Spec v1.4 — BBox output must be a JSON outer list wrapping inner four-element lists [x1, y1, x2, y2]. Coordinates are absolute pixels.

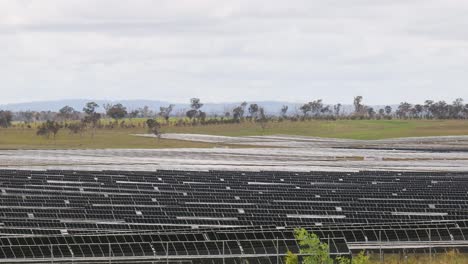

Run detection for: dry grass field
[[1, 119, 468, 149]]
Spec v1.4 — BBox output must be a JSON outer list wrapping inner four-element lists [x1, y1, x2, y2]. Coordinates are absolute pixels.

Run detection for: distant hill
[[0, 99, 394, 115], [0, 99, 302, 114], [0, 99, 171, 112]]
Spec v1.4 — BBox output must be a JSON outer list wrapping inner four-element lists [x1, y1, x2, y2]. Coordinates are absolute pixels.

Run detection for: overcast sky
[[1, 0, 467, 105]]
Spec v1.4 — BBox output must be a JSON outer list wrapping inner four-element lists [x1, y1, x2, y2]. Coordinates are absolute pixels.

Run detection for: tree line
[[5, 97, 468, 124], [0, 96, 467, 139]]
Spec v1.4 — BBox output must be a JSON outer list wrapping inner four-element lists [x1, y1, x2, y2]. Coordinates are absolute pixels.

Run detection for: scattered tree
[[367, 107, 376, 119], [138, 106, 153, 118], [396, 102, 412, 119], [106, 103, 128, 121], [378, 108, 385, 117], [36, 120, 61, 141], [333, 104, 342, 116], [248, 103, 259, 121], [82, 102, 101, 138], [384, 105, 392, 116], [257, 107, 268, 133], [0, 110, 13, 128], [146, 119, 162, 139], [58, 106, 79, 122], [232, 102, 248, 122], [186, 98, 205, 123], [353, 96, 365, 115], [159, 104, 174, 124], [299, 103, 312, 118], [280, 105, 289, 118], [67, 122, 86, 137], [128, 110, 140, 119]]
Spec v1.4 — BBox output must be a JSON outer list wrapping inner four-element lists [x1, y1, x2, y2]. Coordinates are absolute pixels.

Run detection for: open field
[[2, 119, 468, 149], [0, 127, 219, 149], [162, 119, 468, 140]]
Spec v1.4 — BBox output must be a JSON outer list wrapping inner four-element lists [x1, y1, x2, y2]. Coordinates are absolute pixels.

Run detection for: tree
[[146, 119, 162, 139], [432, 100, 449, 119], [186, 109, 198, 120], [384, 105, 392, 116], [67, 122, 85, 136], [287, 228, 369, 264], [0, 110, 13, 128], [232, 104, 246, 122], [424, 100, 435, 118], [396, 102, 412, 119], [18, 111, 35, 125], [248, 104, 259, 120], [353, 96, 365, 115], [292, 228, 333, 264], [190, 98, 203, 110], [83, 102, 98, 116], [82, 102, 101, 138], [257, 107, 268, 133], [240, 101, 248, 112], [310, 100, 324, 117], [198, 110, 207, 122], [412, 104, 424, 118], [280, 105, 289, 118], [186, 98, 204, 123], [159, 104, 174, 124], [333, 104, 342, 117], [464, 104, 468, 119], [300, 100, 324, 119], [106, 103, 127, 121], [58, 106, 78, 121], [378, 108, 385, 117], [367, 107, 375, 119], [138, 106, 153, 118], [299, 103, 312, 118], [451, 98, 464, 119], [36, 120, 61, 141], [128, 110, 140, 119]]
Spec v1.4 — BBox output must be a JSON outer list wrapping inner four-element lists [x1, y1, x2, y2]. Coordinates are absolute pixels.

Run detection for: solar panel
[[0, 169, 467, 262]]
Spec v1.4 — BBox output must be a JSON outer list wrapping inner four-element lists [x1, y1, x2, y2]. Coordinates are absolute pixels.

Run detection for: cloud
[[0, 0, 467, 104]]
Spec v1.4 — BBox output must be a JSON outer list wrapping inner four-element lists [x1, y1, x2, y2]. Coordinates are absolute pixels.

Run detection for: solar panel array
[[1, 169, 468, 263]]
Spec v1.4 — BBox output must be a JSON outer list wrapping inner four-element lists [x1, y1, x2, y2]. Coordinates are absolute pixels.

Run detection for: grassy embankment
[[0, 119, 467, 149]]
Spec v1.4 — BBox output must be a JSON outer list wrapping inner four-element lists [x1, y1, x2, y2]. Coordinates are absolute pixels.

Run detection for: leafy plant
[[290, 228, 333, 264], [337, 251, 370, 264], [284, 250, 298, 264]]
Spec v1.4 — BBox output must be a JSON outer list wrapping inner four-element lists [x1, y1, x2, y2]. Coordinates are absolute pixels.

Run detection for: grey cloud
[[0, 0, 467, 105]]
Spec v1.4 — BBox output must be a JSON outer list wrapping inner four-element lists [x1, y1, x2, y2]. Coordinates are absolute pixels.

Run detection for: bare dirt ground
[[138, 133, 468, 151], [0, 134, 467, 172]]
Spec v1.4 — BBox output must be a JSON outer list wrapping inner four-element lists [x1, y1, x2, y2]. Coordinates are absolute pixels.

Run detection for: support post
[[51, 244, 54, 264], [109, 243, 111, 264], [379, 230, 383, 264], [277, 237, 279, 264], [429, 229, 432, 264]]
